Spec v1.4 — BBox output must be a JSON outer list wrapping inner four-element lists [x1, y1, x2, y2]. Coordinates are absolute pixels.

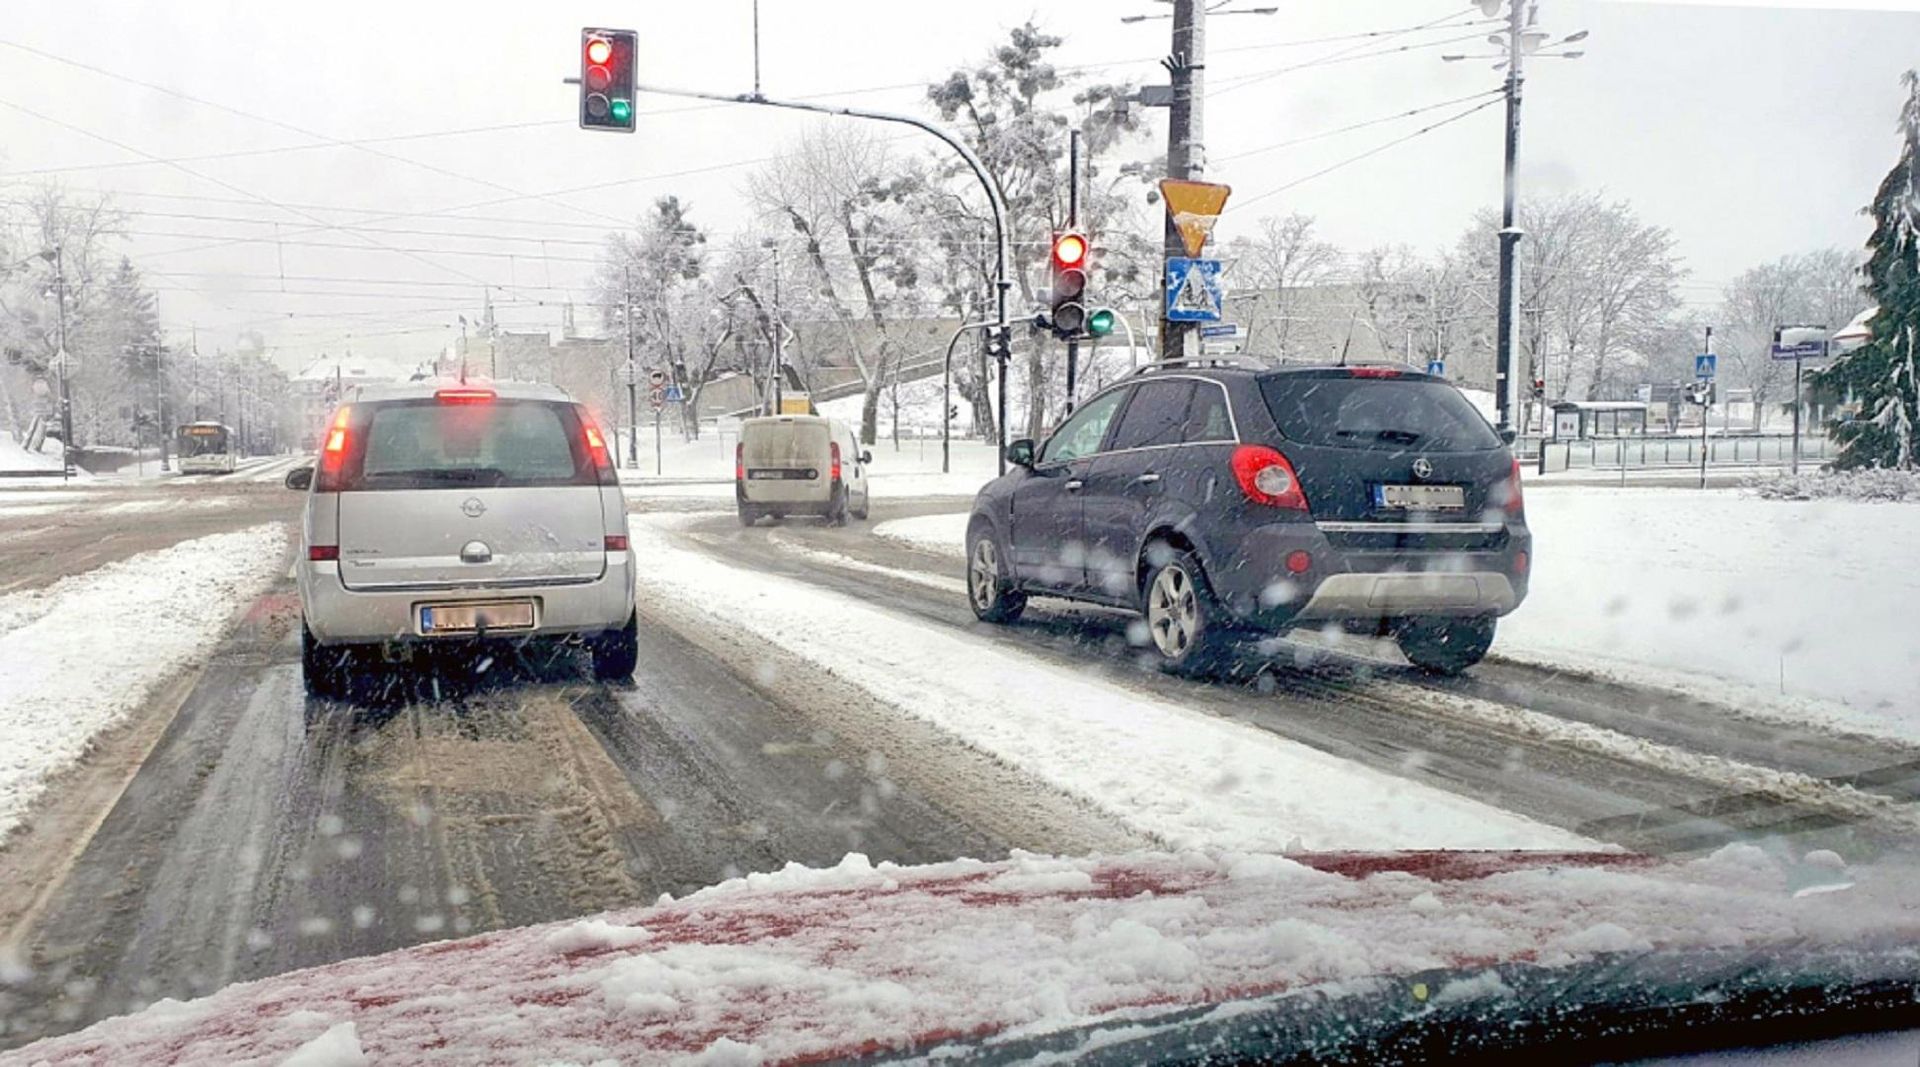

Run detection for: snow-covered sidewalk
[[873, 489, 1920, 745], [636, 515, 1587, 853], [0, 523, 288, 841]]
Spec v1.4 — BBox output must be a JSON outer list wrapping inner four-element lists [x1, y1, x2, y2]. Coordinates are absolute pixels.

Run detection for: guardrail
[[1527, 433, 1831, 474]]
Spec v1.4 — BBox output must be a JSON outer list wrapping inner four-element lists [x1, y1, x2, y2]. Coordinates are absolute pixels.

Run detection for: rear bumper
[[299, 552, 635, 645], [1208, 519, 1530, 628], [737, 480, 843, 510]]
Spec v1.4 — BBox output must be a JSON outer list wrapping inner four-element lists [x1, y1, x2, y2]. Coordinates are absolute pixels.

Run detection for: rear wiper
[[365, 468, 504, 483], [1334, 429, 1424, 445]]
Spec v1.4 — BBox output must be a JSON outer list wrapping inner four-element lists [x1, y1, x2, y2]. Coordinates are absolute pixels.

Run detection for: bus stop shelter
[[1549, 400, 1650, 440]]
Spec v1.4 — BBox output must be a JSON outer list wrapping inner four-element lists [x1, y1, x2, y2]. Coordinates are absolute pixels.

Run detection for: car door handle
[[1136, 473, 1161, 484], [1065, 479, 1084, 492]]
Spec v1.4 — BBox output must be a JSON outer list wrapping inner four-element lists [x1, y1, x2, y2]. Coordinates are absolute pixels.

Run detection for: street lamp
[[1122, 1, 1276, 22]]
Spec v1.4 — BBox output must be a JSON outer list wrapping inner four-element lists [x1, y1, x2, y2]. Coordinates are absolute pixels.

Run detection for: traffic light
[[1530, 378, 1545, 398], [1049, 231, 1089, 337], [1087, 307, 1116, 338], [579, 29, 637, 132]]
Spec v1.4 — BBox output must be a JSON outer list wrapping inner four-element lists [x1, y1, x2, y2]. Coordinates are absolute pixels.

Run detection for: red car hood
[[8, 846, 1914, 1065]]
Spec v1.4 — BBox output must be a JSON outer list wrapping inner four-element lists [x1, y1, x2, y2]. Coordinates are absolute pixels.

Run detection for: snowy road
[[3, 481, 1918, 1051]]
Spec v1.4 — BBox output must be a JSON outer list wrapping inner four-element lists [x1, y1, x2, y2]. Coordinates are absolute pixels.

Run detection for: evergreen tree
[[1817, 72, 1920, 470]]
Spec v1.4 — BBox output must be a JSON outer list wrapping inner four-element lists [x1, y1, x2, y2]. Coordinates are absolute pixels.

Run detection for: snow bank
[[873, 512, 969, 559], [1748, 468, 1920, 503], [632, 516, 1585, 853], [11, 847, 1915, 1065], [1504, 488, 1920, 741], [0, 433, 64, 474], [0, 523, 288, 841]]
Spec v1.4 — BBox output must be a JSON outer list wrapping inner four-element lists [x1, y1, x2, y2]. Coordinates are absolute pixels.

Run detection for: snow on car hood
[[6, 846, 1914, 1066]]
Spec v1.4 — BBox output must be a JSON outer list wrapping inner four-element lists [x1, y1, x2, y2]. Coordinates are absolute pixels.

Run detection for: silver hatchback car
[[287, 381, 638, 696]]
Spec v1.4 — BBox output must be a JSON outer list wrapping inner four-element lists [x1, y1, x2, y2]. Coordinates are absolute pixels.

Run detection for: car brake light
[[1347, 367, 1402, 379], [735, 442, 744, 482], [308, 545, 339, 561], [575, 407, 614, 480], [830, 441, 842, 484], [435, 388, 496, 403], [1512, 550, 1530, 576], [1504, 457, 1525, 516], [1285, 550, 1312, 574], [1230, 445, 1309, 511], [321, 406, 351, 461], [604, 534, 629, 552]]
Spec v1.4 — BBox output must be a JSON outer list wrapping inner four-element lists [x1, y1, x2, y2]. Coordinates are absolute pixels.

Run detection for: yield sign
[[1159, 178, 1232, 257]]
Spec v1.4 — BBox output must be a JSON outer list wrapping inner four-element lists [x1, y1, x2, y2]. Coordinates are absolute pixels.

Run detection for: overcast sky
[[0, 0, 1914, 368]]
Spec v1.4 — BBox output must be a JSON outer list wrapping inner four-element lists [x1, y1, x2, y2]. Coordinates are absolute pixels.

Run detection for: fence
[[1527, 433, 1832, 474]]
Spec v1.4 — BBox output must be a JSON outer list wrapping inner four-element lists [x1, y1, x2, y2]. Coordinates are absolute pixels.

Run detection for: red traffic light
[[1052, 232, 1088, 269], [585, 37, 613, 65]]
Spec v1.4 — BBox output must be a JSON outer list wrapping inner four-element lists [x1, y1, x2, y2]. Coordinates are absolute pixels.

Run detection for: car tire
[[1395, 616, 1496, 675], [966, 524, 1026, 623], [301, 622, 351, 700], [851, 492, 870, 521], [737, 504, 758, 527], [1140, 546, 1235, 676], [592, 612, 640, 682], [828, 487, 850, 527]]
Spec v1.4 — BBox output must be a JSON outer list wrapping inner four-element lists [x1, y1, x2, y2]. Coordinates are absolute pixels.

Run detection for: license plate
[[1374, 484, 1466, 510], [748, 468, 815, 480], [419, 601, 535, 635]]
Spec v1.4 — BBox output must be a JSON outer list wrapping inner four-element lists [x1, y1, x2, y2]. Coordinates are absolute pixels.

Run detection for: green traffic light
[[609, 99, 633, 123], [1087, 308, 1116, 337]]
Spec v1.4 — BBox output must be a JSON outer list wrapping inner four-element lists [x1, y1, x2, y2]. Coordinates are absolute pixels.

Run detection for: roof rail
[[1133, 358, 1246, 376]]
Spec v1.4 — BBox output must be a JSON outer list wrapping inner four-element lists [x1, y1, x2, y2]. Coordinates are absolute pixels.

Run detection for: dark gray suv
[[964, 362, 1530, 675]]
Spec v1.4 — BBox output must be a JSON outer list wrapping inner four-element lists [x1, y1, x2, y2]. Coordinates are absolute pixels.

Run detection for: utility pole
[[769, 242, 785, 414], [624, 266, 639, 468], [52, 246, 73, 482], [1065, 127, 1082, 411], [1492, 0, 1528, 433], [1159, 0, 1205, 362], [155, 303, 170, 472], [1701, 325, 1713, 489]]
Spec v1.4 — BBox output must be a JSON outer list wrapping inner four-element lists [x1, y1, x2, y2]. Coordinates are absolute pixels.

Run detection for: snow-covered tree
[[1815, 71, 1920, 470]]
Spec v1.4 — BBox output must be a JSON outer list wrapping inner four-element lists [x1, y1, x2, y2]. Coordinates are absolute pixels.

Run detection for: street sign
[[647, 368, 667, 387], [1427, 360, 1446, 377], [1770, 340, 1827, 361], [664, 384, 685, 403], [1199, 323, 1241, 340], [617, 360, 640, 385], [1158, 179, 1232, 258], [648, 391, 665, 412], [1695, 353, 1717, 380], [1165, 257, 1224, 323], [46, 348, 78, 376]]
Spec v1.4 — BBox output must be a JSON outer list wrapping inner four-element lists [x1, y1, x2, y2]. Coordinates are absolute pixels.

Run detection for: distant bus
[[176, 421, 239, 474]]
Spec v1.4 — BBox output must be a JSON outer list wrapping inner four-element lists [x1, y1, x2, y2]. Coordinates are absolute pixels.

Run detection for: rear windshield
[[1257, 374, 1502, 453], [340, 399, 593, 490]]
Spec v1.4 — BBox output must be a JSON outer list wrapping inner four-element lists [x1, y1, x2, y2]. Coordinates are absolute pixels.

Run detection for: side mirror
[[1499, 428, 1518, 446], [1006, 438, 1037, 469], [860, 450, 873, 465], [285, 466, 314, 491]]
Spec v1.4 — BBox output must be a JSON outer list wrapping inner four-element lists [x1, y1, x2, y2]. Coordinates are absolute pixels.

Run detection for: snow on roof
[[1833, 305, 1878, 346], [11, 846, 1914, 1064]]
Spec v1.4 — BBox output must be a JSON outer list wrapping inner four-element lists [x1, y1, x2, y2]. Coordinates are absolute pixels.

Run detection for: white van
[[735, 415, 871, 526]]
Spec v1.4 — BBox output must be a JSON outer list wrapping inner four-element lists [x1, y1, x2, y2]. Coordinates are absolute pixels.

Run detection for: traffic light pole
[[942, 321, 996, 474], [1064, 129, 1081, 414], [623, 81, 1014, 472]]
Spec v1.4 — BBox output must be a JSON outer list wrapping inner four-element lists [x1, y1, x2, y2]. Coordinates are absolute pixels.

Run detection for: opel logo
[[461, 497, 487, 518], [1411, 458, 1434, 480]]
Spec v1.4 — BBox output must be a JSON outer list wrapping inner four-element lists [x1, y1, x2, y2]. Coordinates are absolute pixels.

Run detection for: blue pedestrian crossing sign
[[1165, 257, 1224, 322], [1695, 353, 1716, 380], [1427, 360, 1445, 376], [664, 384, 686, 403]]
